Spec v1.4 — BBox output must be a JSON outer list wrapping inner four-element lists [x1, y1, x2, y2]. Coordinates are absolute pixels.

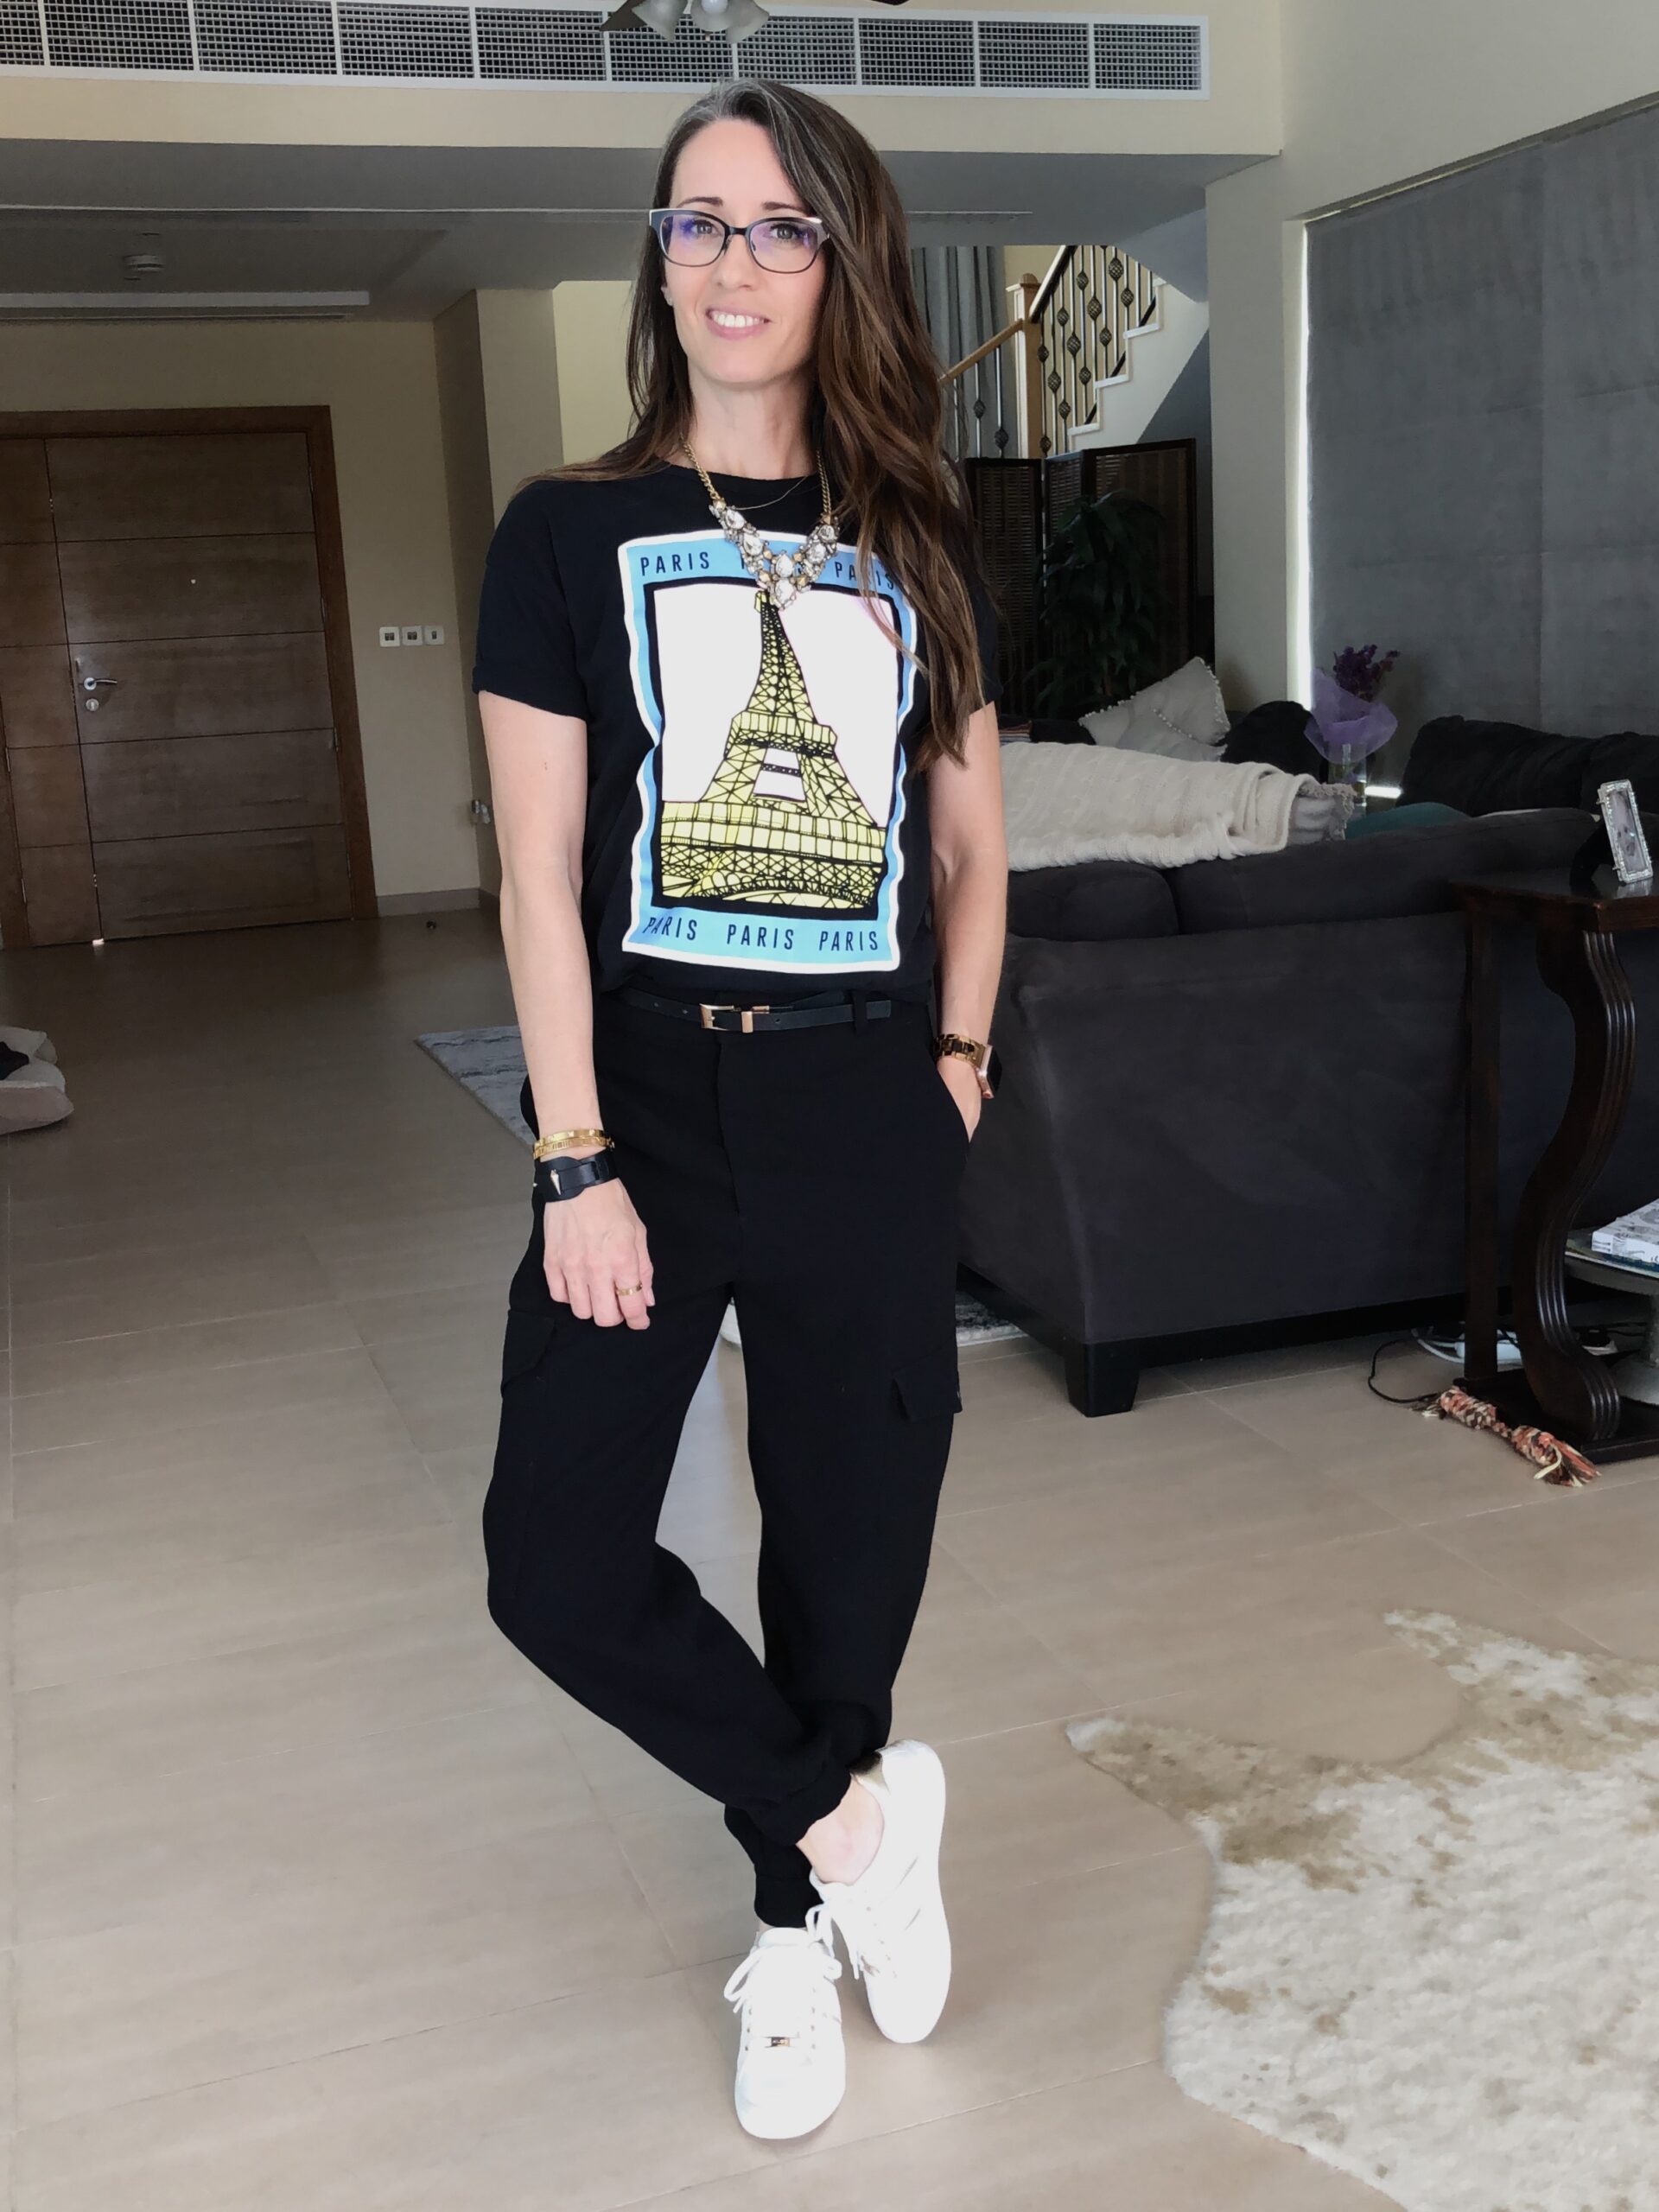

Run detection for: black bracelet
[[533, 1150, 620, 1202]]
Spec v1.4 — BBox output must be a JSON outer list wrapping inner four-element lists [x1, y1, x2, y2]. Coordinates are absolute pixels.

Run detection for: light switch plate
[[402, 626, 423, 647], [378, 626, 400, 648], [423, 624, 445, 646]]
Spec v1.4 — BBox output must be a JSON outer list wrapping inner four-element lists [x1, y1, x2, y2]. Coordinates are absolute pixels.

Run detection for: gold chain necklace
[[683, 440, 838, 611]]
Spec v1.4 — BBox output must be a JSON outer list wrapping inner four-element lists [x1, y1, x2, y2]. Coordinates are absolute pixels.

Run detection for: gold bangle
[[531, 1128, 613, 1160]]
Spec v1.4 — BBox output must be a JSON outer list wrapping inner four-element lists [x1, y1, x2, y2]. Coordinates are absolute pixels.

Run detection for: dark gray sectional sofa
[[960, 808, 1659, 1414]]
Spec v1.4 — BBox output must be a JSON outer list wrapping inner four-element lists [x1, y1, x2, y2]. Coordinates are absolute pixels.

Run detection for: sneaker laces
[[814, 1865, 918, 1986], [722, 1905, 842, 2056]]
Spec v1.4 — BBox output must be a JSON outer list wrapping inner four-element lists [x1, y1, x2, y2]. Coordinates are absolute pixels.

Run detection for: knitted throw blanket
[[1000, 741, 1353, 871]]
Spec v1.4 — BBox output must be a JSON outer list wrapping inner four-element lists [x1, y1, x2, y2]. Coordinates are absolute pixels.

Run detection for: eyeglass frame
[[648, 206, 830, 273]]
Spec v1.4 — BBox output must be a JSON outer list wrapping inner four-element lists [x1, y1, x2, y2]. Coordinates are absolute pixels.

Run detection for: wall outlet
[[378, 626, 400, 648], [402, 626, 423, 647], [423, 624, 445, 646]]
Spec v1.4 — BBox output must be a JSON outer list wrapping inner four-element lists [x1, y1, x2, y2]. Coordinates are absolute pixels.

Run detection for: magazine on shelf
[[1569, 1232, 1659, 1280], [1588, 1198, 1659, 1268]]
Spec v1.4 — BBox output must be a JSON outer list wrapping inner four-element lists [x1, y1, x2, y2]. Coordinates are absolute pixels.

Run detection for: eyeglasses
[[649, 207, 828, 275]]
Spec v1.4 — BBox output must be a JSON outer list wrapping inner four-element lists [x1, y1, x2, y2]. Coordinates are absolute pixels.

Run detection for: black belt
[[615, 986, 895, 1034]]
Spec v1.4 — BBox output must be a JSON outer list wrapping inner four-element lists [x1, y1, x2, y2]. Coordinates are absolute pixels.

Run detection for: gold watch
[[932, 1032, 994, 1101]]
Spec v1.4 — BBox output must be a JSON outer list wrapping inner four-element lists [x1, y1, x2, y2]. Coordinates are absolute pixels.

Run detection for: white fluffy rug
[[1069, 1611, 1659, 2212]]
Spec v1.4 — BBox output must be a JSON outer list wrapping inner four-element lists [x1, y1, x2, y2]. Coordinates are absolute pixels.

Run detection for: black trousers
[[482, 989, 967, 1928]]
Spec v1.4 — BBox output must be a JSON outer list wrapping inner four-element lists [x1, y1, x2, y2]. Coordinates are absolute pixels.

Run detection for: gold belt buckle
[[698, 1002, 769, 1033]]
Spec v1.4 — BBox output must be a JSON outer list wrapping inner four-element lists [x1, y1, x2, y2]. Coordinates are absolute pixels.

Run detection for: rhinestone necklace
[[683, 441, 838, 611]]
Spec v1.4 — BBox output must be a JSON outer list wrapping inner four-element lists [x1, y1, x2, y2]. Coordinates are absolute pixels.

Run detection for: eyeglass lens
[[654, 212, 820, 272]]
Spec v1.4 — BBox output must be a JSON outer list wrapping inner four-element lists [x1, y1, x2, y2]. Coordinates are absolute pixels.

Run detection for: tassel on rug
[[1424, 1384, 1601, 1487]]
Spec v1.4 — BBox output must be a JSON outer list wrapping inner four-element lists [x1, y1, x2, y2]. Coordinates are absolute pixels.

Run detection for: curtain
[[910, 245, 1005, 371], [1307, 103, 1659, 777]]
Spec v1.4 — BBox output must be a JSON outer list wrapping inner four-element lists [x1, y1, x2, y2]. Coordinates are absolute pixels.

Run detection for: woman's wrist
[[932, 1029, 994, 1101]]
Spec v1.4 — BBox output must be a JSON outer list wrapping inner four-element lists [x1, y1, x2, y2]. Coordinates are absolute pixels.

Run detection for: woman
[[474, 78, 1006, 2141]]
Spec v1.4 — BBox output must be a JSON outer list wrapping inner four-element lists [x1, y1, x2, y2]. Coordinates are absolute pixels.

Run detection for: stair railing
[[939, 243, 1161, 459]]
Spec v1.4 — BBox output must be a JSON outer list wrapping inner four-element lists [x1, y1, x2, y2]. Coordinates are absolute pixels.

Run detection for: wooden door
[[0, 416, 370, 944]]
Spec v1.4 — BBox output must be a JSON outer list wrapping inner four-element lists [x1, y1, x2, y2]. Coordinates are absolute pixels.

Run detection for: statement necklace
[[683, 441, 838, 611]]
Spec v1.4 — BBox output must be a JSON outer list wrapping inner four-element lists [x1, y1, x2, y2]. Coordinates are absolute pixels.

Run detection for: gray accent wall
[[1307, 103, 1659, 779]]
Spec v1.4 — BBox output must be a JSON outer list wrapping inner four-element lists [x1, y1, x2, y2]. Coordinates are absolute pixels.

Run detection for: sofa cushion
[[1170, 807, 1592, 933], [1344, 799, 1469, 839], [1400, 717, 1597, 813], [1007, 858, 1180, 942]]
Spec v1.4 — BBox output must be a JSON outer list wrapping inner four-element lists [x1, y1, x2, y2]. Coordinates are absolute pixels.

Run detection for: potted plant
[[1030, 490, 1166, 719]]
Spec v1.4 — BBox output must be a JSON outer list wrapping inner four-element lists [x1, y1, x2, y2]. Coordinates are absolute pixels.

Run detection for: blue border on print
[[618, 525, 919, 976]]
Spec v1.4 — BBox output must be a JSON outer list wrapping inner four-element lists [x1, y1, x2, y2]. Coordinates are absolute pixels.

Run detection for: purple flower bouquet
[[1306, 667, 1397, 781]]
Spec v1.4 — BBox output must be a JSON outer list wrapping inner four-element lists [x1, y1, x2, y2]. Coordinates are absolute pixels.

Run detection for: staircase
[[940, 242, 1206, 459], [1067, 274, 1208, 452]]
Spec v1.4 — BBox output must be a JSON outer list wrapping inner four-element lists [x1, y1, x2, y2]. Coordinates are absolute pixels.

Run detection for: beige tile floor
[[1, 909, 1655, 2208]]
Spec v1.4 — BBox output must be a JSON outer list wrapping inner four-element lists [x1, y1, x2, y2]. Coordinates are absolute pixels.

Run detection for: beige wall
[[474, 290, 564, 509], [0, 319, 479, 905], [552, 283, 635, 467], [1208, 0, 1659, 705], [433, 288, 566, 899], [433, 293, 499, 899]]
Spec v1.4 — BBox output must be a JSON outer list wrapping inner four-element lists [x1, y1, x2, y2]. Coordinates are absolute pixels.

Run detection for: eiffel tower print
[[658, 592, 888, 908]]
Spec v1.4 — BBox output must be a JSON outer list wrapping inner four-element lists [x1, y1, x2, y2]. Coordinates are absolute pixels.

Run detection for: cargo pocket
[[892, 1341, 963, 1420], [499, 1306, 559, 1391]]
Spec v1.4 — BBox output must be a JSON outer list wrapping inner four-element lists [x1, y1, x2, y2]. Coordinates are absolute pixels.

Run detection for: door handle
[[81, 676, 119, 691]]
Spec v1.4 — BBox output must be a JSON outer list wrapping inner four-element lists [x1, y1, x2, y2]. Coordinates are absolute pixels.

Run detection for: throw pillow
[[1223, 699, 1327, 779], [1399, 717, 1597, 814], [1081, 656, 1229, 761]]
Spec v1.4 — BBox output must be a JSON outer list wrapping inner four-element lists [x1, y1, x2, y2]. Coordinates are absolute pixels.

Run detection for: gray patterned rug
[[417, 1023, 1022, 1346]]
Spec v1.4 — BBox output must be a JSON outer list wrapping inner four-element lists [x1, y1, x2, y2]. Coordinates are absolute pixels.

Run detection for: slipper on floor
[[0, 1026, 57, 1065], [0, 1056, 72, 1132]]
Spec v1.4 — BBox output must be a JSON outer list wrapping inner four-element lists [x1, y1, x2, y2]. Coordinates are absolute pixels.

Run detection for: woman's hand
[[937, 1052, 983, 1141], [543, 1173, 656, 1330]]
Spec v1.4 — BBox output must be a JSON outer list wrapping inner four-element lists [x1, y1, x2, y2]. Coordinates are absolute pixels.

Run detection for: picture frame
[[1597, 779, 1654, 888]]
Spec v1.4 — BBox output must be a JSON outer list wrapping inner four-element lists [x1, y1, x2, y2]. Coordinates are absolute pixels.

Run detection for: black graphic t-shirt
[[471, 463, 998, 1005]]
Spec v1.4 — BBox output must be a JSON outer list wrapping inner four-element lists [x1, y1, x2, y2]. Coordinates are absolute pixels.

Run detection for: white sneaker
[[810, 1739, 950, 2044], [721, 1906, 845, 2139]]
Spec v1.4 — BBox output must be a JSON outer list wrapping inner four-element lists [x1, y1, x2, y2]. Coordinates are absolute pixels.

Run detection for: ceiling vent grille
[[978, 16, 1085, 90], [857, 14, 972, 87], [196, 0, 336, 72], [43, 0, 193, 69], [339, 0, 472, 74], [0, 0, 44, 62], [10, 6, 1207, 94], [1094, 16, 1202, 92], [733, 11, 855, 85], [476, 3, 602, 78], [607, 17, 729, 81]]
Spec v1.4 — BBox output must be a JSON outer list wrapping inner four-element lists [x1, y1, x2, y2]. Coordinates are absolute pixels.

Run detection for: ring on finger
[[613, 1281, 642, 1297]]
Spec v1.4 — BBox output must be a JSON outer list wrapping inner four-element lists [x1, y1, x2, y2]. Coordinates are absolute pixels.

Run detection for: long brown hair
[[562, 79, 988, 768]]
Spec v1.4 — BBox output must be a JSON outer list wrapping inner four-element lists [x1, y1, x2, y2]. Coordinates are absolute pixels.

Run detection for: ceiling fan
[[606, 0, 906, 41]]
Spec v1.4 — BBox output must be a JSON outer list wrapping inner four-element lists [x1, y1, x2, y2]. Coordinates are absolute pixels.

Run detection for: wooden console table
[[1454, 868, 1659, 1463]]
